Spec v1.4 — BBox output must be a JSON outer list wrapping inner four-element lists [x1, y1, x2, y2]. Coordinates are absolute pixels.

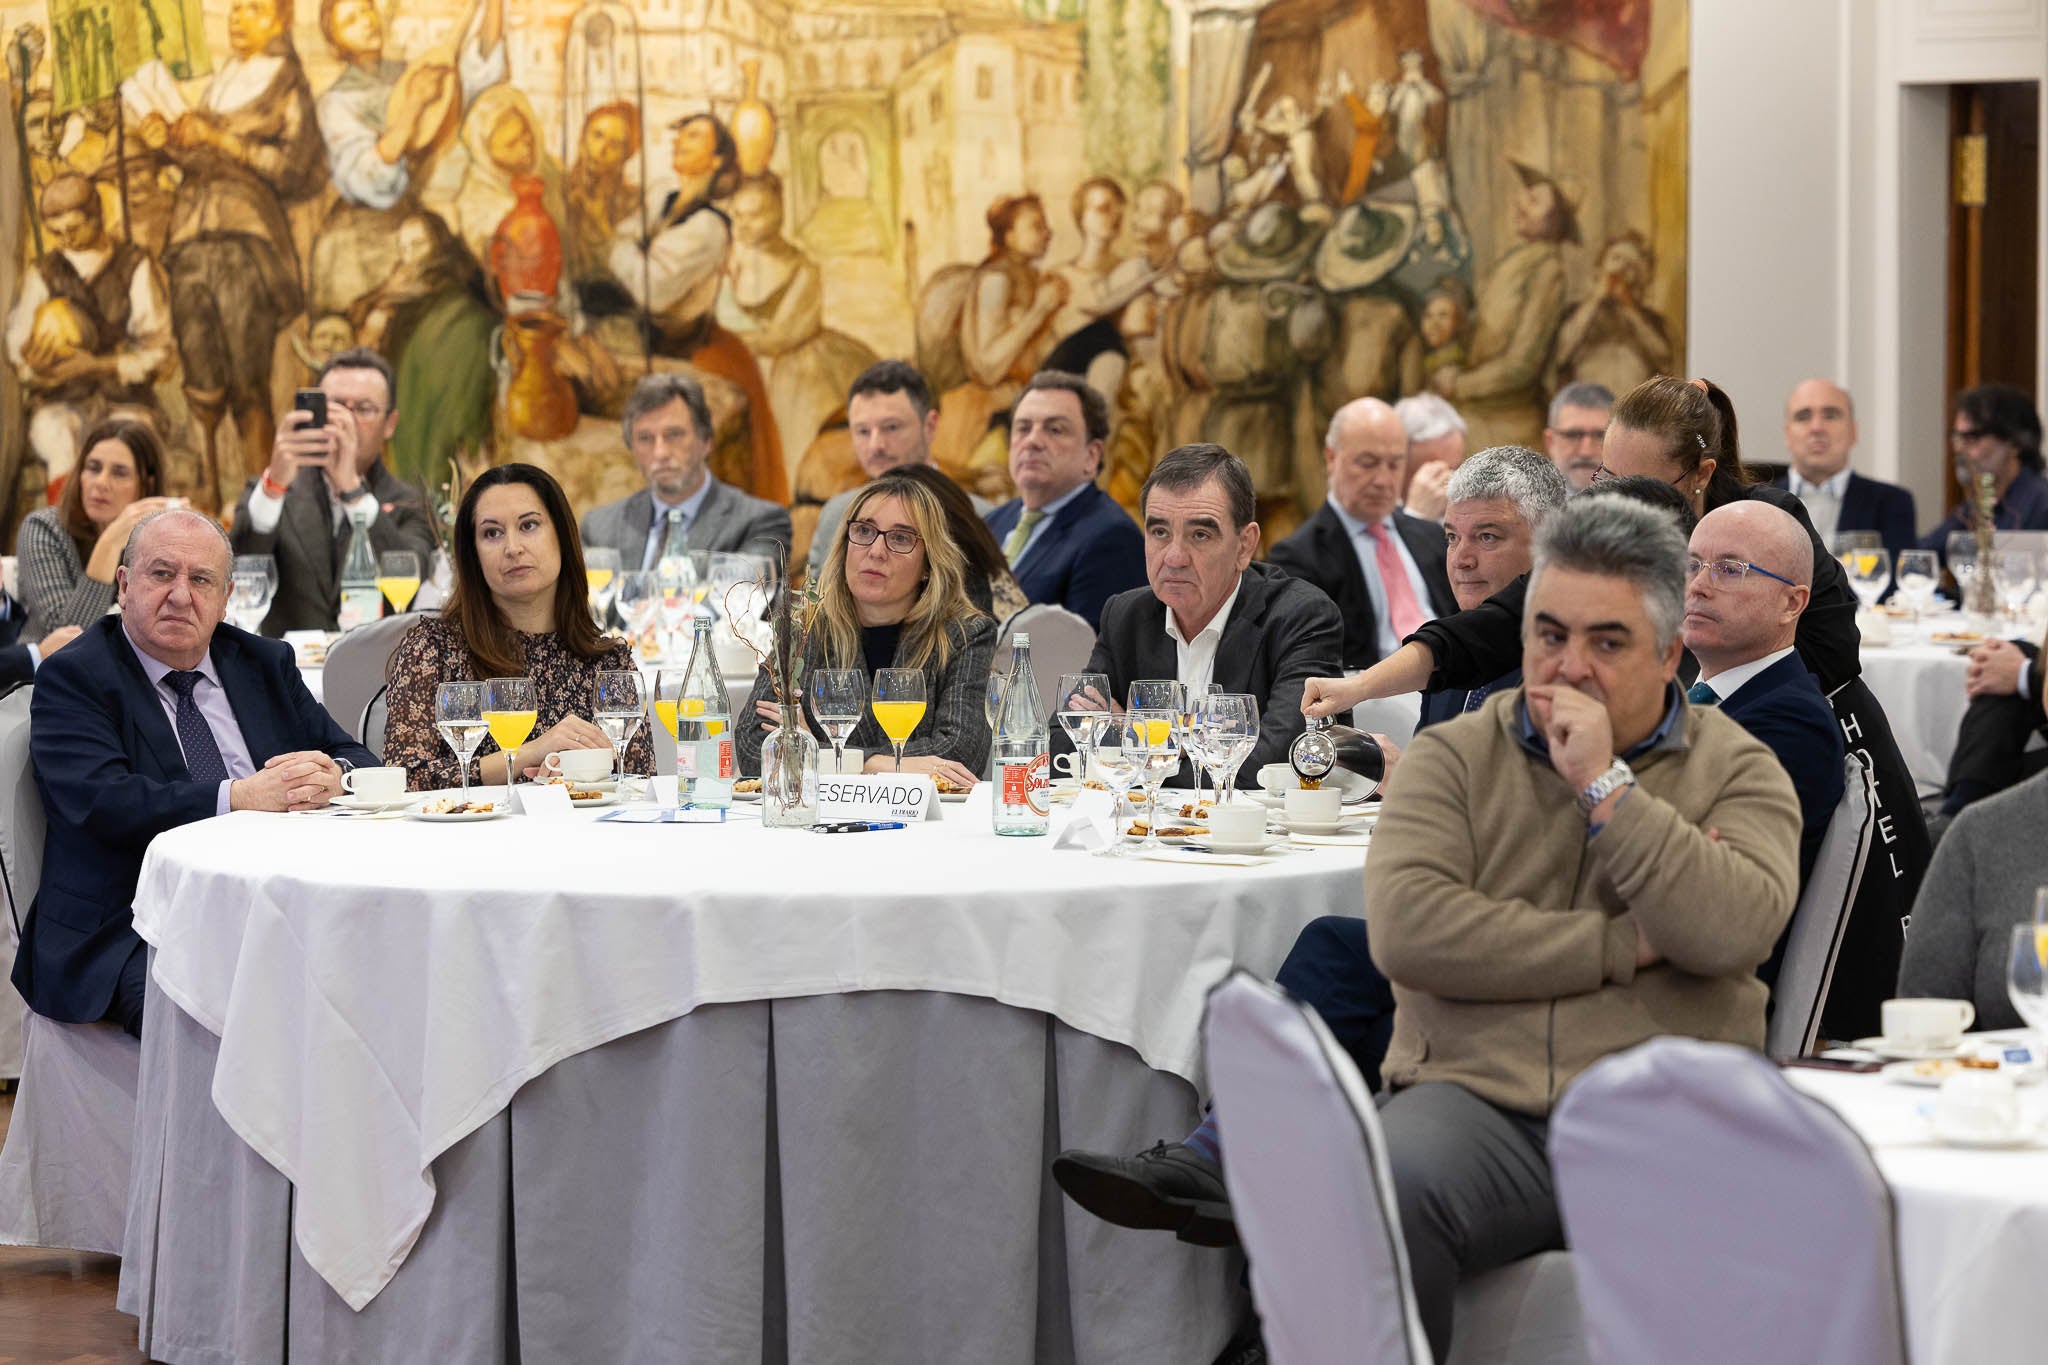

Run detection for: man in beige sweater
[[1365, 495, 1801, 1359]]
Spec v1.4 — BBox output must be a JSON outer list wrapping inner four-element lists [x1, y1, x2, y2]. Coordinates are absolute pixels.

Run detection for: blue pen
[[815, 821, 907, 833]]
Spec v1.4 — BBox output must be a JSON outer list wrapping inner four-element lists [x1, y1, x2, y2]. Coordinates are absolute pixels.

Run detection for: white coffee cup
[[1054, 752, 1084, 779], [1882, 997, 1976, 1050], [1206, 801, 1267, 848], [341, 766, 406, 801], [555, 748, 614, 782], [1934, 1070, 2021, 1143], [1284, 786, 1342, 825], [1257, 763, 1301, 793]]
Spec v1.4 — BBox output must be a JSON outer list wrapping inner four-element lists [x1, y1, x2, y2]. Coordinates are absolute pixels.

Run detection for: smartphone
[[294, 388, 327, 429]]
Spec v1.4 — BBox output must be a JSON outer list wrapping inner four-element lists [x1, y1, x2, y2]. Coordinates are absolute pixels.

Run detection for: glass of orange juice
[[482, 676, 538, 793], [378, 550, 421, 614], [871, 668, 927, 771]]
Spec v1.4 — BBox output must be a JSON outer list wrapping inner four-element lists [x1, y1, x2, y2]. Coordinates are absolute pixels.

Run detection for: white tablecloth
[[1858, 637, 1971, 798], [130, 790, 1359, 1309], [1787, 1051, 2048, 1361]]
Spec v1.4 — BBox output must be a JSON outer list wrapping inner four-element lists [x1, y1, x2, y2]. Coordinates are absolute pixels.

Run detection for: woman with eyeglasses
[[1917, 383, 2048, 555], [734, 469, 995, 787]]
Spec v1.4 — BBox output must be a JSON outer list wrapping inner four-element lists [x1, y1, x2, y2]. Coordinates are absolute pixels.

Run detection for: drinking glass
[[1894, 549, 1939, 627], [707, 552, 752, 623], [652, 670, 683, 744], [482, 676, 538, 794], [811, 667, 867, 775], [1946, 531, 1980, 607], [378, 550, 421, 614], [1994, 549, 2039, 623], [615, 570, 660, 654], [586, 547, 622, 627], [1204, 693, 1261, 802], [593, 670, 644, 785], [1056, 671, 1111, 786], [2007, 924, 2048, 1055], [1128, 708, 1181, 852], [1090, 719, 1143, 860], [657, 554, 697, 660], [871, 668, 927, 770], [1128, 679, 1186, 713], [1829, 532, 1890, 612], [434, 681, 487, 799], [985, 673, 1008, 731], [231, 553, 277, 632], [1181, 690, 1214, 806]]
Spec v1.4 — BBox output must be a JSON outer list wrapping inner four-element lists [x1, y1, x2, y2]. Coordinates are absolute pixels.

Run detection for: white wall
[[1688, 0, 2048, 528]]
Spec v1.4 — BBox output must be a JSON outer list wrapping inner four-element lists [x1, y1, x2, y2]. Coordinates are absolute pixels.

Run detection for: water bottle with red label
[[992, 633, 1049, 836]]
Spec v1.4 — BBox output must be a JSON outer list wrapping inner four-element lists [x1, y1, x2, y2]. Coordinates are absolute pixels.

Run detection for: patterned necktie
[[1461, 681, 1491, 714], [1686, 680, 1719, 707], [163, 671, 228, 784], [1363, 523, 1427, 640], [1003, 508, 1045, 566]]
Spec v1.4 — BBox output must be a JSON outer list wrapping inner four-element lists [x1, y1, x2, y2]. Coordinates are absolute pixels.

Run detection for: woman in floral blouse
[[384, 463, 655, 789]]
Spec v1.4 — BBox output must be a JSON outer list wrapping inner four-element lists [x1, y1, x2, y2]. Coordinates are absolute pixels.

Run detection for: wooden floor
[[0, 1090, 150, 1365]]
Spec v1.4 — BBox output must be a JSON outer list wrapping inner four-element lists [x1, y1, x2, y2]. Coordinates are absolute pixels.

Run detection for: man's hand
[[1633, 917, 1660, 969], [1524, 683, 1615, 792], [324, 405, 365, 497], [1406, 462, 1452, 522], [1965, 637, 2026, 699], [38, 625, 81, 657], [230, 752, 344, 812], [1070, 684, 1123, 716], [884, 753, 981, 791], [266, 406, 334, 491], [1301, 674, 1365, 719]]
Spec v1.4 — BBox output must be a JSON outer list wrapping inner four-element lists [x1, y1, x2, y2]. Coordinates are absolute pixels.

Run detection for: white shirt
[[1694, 645, 1797, 703], [641, 477, 717, 569], [1326, 497, 1439, 658], [1788, 468, 1850, 544], [1163, 578, 1242, 699], [244, 468, 381, 537]]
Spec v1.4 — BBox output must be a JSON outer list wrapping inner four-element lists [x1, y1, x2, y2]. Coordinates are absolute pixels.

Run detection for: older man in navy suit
[[982, 371, 1145, 630], [1770, 379, 1916, 558], [12, 509, 375, 1036]]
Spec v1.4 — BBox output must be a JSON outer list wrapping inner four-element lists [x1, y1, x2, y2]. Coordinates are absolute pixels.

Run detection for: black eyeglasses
[[1548, 426, 1607, 445], [1950, 427, 1993, 449], [1686, 557, 1797, 589], [846, 520, 922, 555]]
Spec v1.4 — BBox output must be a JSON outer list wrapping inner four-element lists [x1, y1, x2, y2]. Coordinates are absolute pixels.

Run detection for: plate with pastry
[[407, 797, 505, 822]]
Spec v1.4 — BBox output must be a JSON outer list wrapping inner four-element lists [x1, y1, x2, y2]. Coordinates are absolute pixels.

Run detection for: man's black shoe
[[1050, 1141, 1237, 1246]]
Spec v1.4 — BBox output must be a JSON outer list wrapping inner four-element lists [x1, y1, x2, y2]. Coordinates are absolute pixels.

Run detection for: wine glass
[[482, 676, 538, 795], [1994, 549, 2039, 624], [1203, 693, 1261, 803], [811, 668, 867, 775], [1056, 671, 1110, 787], [657, 554, 697, 661], [586, 547, 622, 628], [1090, 718, 1143, 860], [652, 670, 683, 747], [1128, 708, 1181, 852], [593, 670, 644, 786], [615, 570, 660, 656], [1829, 532, 1890, 612], [1946, 531, 1981, 608], [871, 668, 927, 770], [1181, 689, 1213, 806], [434, 681, 487, 799], [231, 554, 277, 633], [1894, 549, 1939, 628], [378, 550, 421, 615], [1129, 679, 1186, 713], [2007, 924, 2048, 1057]]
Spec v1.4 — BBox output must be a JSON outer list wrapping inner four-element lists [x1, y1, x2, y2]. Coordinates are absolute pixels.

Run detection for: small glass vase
[[761, 722, 819, 828]]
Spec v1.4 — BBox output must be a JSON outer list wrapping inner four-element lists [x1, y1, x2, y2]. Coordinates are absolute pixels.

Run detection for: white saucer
[[1192, 834, 1285, 855], [1882, 1059, 2045, 1087], [406, 804, 506, 822], [1853, 1036, 1966, 1062], [939, 791, 972, 803], [1930, 1118, 2046, 1149], [564, 791, 618, 809], [730, 790, 763, 803], [332, 793, 411, 812]]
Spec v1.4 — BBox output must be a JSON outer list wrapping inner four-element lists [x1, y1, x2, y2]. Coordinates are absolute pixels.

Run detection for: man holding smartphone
[[230, 347, 439, 633]]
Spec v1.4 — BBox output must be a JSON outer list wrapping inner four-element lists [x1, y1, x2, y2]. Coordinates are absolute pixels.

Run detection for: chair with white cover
[[0, 685, 141, 1254], [0, 684, 32, 1078], [1767, 752, 1877, 1060], [1203, 971, 1588, 1365], [990, 602, 1095, 715], [1550, 1036, 1907, 1365], [321, 613, 421, 749]]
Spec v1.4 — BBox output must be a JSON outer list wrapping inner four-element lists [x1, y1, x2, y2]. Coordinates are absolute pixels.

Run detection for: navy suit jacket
[[12, 617, 375, 1023], [1266, 503, 1454, 671], [1714, 652, 1846, 895], [0, 592, 35, 692], [1769, 471, 1917, 558], [1416, 667, 1521, 733], [984, 483, 1145, 631]]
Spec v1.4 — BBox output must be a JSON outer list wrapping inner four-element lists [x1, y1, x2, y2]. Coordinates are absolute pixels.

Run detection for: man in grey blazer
[[582, 374, 792, 571]]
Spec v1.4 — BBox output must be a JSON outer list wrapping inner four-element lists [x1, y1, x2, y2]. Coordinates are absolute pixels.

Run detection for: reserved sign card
[[816, 773, 942, 823]]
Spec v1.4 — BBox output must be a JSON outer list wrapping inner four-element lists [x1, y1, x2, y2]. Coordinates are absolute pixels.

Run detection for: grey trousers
[[1377, 1082, 1564, 1363]]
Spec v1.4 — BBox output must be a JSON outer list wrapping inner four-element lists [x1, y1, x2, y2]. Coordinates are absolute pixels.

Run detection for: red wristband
[[260, 471, 288, 499]]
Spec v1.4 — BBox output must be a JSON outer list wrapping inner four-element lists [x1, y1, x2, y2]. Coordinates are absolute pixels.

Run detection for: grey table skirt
[[117, 974, 1248, 1364]]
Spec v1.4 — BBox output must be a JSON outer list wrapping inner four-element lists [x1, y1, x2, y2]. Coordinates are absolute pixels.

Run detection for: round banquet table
[[1855, 612, 2008, 798], [116, 789, 1363, 1365], [1786, 1046, 2048, 1361]]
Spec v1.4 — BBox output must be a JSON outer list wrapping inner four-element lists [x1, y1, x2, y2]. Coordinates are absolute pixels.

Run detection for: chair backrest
[[0, 685, 43, 941], [990, 602, 1096, 716], [1767, 752, 1877, 1059], [360, 685, 389, 754], [1550, 1037, 1907, 1365], [321, 614, 421, 738], [1204, 971, 1435, 1365]]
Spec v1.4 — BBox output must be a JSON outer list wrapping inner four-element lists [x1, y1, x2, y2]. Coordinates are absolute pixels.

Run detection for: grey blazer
[[582, 480, 792, 571], [229, 460, 441, 634], [16, 506, 115, 644]]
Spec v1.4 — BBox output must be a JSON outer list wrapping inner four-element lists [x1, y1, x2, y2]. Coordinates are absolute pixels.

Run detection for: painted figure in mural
[[310, 0, 506, 316], [1098, 181, 1187, 514], [609, 113, 788, 504], [1553, 229, 1673, 398], [5, 175, 174, 492], [931, 193, 1066, 502], [564, 101, 641, 300], [722, 173, 878, 464], [19, 88, 61, 194], [1236, 63, 1336, 216], [1307, 198, 1421, 509], [449, 84, 563, 293], [1427, 160, 1574, 453], [1045, 177, 1137, 413], [140, 0, 327, 505], [1417, 276, 1472, 389]]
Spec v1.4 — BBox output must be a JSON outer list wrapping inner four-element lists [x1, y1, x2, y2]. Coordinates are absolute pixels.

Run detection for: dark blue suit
[[1769, 471, 1918, 559], [984, 483, 1145, 631], [1415, 667, 1521, 733], [1711, 653, 1846, 893], [11, 616, 375, 1027]]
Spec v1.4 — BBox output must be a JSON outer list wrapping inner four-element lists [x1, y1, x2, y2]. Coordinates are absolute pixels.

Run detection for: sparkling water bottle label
[[717, 736, 734, 779], [1002, 754, 1052, 815]]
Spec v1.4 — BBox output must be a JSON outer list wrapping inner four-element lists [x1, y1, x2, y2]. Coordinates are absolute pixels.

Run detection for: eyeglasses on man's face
[[1950, 427, 1993, 450], [335, 399, 387, 420], [1685, 557, 1797, 590], [846, 520, 922, 555], [1548, 426, 1607, 446]]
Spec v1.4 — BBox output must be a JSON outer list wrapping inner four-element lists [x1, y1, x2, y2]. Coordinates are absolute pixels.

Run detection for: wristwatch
[[1576, 758, 1635, 816]]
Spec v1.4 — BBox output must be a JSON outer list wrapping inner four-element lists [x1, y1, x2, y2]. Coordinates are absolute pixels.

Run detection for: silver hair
[[1548, 381, 1615, 426], [1445, 445, 1570, 532], [1393, 392, 1466, 443], [621, 372, 713, 446], [119, 508, 233, 574], [1527, 496, 1688, 651]]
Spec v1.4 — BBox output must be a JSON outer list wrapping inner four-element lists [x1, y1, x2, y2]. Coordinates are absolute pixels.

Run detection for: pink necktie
[[1364, 522, 1428, 640]]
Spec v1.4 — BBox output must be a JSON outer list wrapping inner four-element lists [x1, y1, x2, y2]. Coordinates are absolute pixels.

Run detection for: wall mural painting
[[0, 0, 1686, 559]]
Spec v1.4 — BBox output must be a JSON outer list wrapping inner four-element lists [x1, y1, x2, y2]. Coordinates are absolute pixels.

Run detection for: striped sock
[[1182, 1111, 1222, 1165]]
